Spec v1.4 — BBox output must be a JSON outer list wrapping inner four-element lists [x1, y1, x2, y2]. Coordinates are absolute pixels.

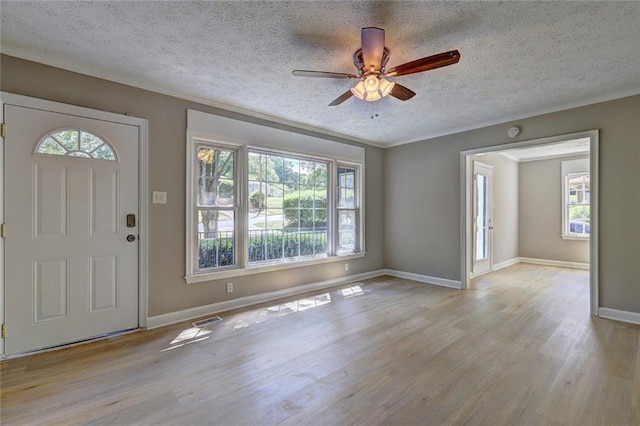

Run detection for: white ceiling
[[1, 1, 639, 147]]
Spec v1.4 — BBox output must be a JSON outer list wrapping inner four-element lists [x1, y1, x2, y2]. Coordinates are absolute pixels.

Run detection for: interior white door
[[4, 104, 139, 354], [472, 161, 493, 276]]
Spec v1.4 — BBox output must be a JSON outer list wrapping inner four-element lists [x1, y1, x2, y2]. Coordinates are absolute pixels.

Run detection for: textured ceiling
[[1, 1, 639, 147]]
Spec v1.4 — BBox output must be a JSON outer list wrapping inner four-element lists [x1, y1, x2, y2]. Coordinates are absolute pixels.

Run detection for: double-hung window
[[561, 158, 590, 239], [185, 111, 365, 283], [565, 173, 590, 237], [195, 145, 237, 269], [337, 165, 359, 253]]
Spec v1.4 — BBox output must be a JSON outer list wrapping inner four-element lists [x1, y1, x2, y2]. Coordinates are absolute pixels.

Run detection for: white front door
[[4, 104, 139, 354], [472, 161, 493, 276]]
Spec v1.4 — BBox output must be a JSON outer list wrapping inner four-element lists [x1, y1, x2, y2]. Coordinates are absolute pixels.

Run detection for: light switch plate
[[152, 191, 167, 204]]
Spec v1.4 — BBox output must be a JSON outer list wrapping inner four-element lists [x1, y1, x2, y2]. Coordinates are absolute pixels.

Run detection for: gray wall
[[385, 95, 640, 313], [473, 154, 519, 265], [0, 55, 385, 316], [519, 155, 589, 263], [2, 54, 640, 316]]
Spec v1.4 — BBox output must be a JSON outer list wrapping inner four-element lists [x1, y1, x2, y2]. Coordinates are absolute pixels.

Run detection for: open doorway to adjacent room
[[461, 130, 599, 315]]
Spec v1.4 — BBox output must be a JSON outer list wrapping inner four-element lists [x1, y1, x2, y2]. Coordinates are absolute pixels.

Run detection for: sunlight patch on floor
[[161, 327, 213, 352]]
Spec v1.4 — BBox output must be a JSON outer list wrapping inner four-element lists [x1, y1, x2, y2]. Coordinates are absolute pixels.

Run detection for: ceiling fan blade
[[389, 83, 416, 101], [328, 90, 354, 106], [385, 50, 460, 77], [292, 70, 358, 79], [361, 27, 385, 71]]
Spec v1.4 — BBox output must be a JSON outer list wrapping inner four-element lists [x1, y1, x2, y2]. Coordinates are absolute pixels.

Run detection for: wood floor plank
[[1, 265, 639, 425]]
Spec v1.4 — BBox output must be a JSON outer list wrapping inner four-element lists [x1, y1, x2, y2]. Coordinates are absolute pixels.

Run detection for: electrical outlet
[[344, 263, 349, 272], [226, 282, 233, 293]]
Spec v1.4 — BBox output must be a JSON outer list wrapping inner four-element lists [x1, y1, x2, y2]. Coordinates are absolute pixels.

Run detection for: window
[[196, 145, 236, 270], [337, 166, 359, 252], [36, 129, 116, 160], [248, 151, 328, 263], [566, 173, 590, 237], [186, 139, 364, 282], [562, 158, 590, 239]]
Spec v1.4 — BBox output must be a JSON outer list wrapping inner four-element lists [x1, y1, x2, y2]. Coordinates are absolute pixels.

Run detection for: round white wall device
[[507, 126, 520, 138]]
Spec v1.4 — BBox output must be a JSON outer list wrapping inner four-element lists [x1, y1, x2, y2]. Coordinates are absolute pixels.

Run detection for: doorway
[[1, 93, 149, 355], [460, 130, 599, 315]]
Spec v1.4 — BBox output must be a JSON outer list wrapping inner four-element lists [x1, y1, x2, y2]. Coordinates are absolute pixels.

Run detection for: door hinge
[[1, 223, 5, 239], [1, 324, 6, 339], [1, 123, 5, 138]]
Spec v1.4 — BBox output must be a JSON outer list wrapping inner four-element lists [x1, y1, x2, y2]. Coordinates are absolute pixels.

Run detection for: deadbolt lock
[[126, 214, 136, 228]]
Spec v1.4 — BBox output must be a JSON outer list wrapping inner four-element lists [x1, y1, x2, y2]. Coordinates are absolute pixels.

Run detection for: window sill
[[185, 252, 366, 284], [561, 235, 590, 241]]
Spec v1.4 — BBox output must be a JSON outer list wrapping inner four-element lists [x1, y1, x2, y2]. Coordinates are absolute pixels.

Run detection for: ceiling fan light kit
[[292, 27, 460, 106], [351, 75, 395, 101]]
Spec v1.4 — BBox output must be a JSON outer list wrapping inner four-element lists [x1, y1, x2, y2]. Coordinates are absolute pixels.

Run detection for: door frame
[[460, 130, 599, 316], [471, 160, 494, 278], [0, 92, 149, 356]]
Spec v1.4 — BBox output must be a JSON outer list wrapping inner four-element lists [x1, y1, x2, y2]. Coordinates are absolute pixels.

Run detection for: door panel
[[90, 255, 118, 312], [34, 258, 69, 322], [4, 104, 139, 354], [90, 168, 118, 235], [35, 163, 69, 237]]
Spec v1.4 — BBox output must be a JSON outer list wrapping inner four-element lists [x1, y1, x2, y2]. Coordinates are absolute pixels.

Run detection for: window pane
[[80, 131, 105, 152], [249, 151, 328, 264], [338, 210, 356, 251], [92, 144, 116, 161], [299, 187, 314, 208], [266, 230, 284, 260], [475, 174, 489, 261], [38, 137, 67, 155], [54, 130, 79, 151], [338, 167, 356, 208], [197, 146, 234, 207], [315, 163, 328, 188], [300, 160, 314, 185], [198, 209, 235, 268], [314, 188, 327, 209], [284, 158, 300, 184], [267, 155, 284, 183], [568, 205, 590, 235], [284, 231, 300, 258], [266, 184, 284, 208]]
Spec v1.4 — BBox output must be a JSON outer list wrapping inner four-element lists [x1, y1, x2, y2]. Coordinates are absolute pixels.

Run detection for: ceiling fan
[[292, 27, 460, 106]]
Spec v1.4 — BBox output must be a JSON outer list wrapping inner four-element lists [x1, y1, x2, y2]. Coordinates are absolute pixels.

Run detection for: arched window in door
[[35, 128, 117, 161]]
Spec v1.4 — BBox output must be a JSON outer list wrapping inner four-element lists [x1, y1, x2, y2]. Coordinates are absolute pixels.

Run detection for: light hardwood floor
[[1, 264, 639, 425]]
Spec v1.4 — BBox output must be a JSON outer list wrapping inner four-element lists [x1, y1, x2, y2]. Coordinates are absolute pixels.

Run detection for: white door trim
[[460, 130, 599, 316], [0, 92, 149, 356]]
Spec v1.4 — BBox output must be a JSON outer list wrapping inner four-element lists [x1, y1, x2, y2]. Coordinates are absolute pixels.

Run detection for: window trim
[[561, 158, 590, 240], [185, 132, 365, 284]]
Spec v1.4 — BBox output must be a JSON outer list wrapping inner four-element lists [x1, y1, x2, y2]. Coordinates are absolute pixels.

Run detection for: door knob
[[126, 234, 136, 242]]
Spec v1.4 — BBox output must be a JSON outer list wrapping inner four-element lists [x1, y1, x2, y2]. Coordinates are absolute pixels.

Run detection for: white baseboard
[[518, 257, 589, 270], [598, 307, 640, 325], [383, 269, 462, 290], [492, 257, 520, 272], [146, 269, 385, 329]]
